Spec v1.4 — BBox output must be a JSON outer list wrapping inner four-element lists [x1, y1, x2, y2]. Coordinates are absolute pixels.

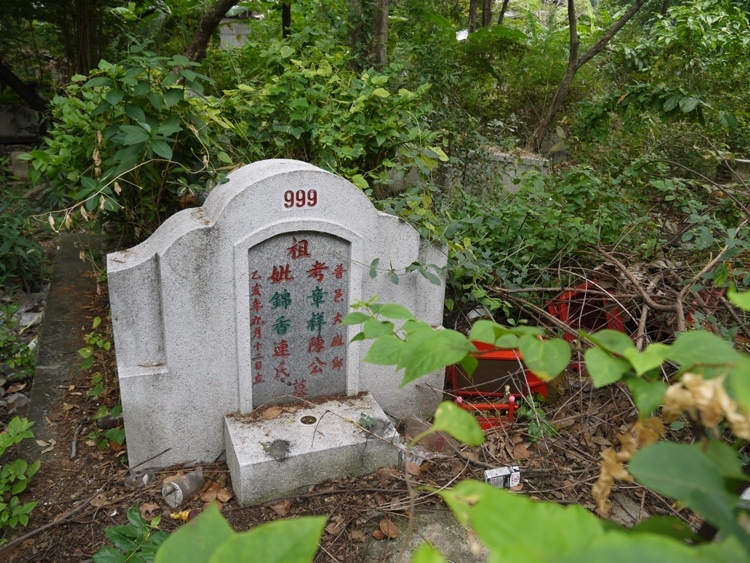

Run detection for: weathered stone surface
[[108, 160, 446, 469]]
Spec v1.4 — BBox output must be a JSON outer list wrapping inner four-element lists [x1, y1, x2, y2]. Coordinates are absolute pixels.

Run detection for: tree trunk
[[468, 0, 479, 32], [497, 0, 511, 25], [524, 0, 647, 152], [183, 0, 241, 62], [371, 0, 389, 68], [481, 0, 493, 28], [281, 1, 292, 38], [348, 0, 366, 71], [0, 59, 47, 115]]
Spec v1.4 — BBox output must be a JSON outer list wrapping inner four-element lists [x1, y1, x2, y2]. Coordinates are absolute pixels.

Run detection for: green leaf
[[120, 125, 150, 145], [679, 97, 699, 113], [105, 90, 125, 106], [211, 516, 326, 562], [279, 45, 295, 58], [155, 504, 234, 562], [84, 76, 113, 89], [92, 546, 127, 563], [728, 357, 750, 414], [622, 343, 670, 376], [411, 542, 447, 563], [124, 104, 146, 123], [364, 334, 404, 365], [340, 312, 370, 326], [627, 378, 667, 416], [630, 516, 699, 542], [728, 288, 750, 312], [377, 304, 414, 320], [629, 443, 744, 539], [667, 331, 741, 375], [369, 258, 379, 279], [171, 54, 190, 66], [371, 88, 390, 98], [363, 318, 394, 339], [400, 329, 475, 385], [585, 348, 631, 387], [164, 88, 184, 108], [586, 330, 635, 355], [431, 401, 485, 446], [151, 139, 173, 160], [517, 335, 570, 381]]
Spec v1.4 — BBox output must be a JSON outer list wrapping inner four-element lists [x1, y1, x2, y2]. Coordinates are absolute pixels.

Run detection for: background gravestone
[[108, 159, 446, 469]]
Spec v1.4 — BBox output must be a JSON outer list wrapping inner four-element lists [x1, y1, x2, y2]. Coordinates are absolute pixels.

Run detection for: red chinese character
[[268, 264, 294, 284], [251, 298, 263, 313], [253, 327, 262, 339], [275, 360, 290, 382], [333, 312, 343, 325], [331, 334, 345, 347], [308, 357, 326, 376], [254, 360, 263, 371], [251, 270, 262, 280], [292, 379, 308, 398], [254, 373, 264, 384], [273, 340, 291, 358], [334, 264, 347, 279], [333, 288, 344, 303], [308, 336, 325, 354], [251, 316, 264, 327], [332, 357, 344, 370], [253, 340, 263, 353], [251, 283, 262, 296], [287, 238, 311, 260], [306, 261, 329, 282]]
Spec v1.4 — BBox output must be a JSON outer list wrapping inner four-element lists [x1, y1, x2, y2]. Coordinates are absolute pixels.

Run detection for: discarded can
[[484, 465, 521, 489], [162, 469, 205, 508]]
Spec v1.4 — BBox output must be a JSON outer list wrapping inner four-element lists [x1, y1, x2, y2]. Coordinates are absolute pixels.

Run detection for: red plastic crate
[[446, 342, 547, 428]]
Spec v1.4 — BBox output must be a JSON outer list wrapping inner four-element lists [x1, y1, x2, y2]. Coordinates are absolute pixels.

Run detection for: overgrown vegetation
[[1, 0, 749, 559], [0, 417, 40, 543]]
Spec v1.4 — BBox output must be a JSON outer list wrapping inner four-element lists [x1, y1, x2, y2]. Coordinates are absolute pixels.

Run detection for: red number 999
[[283, 189, 318, 208]]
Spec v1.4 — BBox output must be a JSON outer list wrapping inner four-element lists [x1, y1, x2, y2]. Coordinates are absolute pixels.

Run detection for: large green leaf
[[518, 335, 570, 381], [667, 331, 741, 375], [155, 504, 233, 563], [586, 329, 635, 355], [363, 334, 404, 366], [430, 401, 485, 446], [211, 516, 326, 562], [400, 329, 474, 385], [411, 542, 447, 563], [623, 343, 670, 376], [728, 288, 750, 312], [627, 378, 667, 416], [728, 357, 750, 414], [585, 347, 631, 387]]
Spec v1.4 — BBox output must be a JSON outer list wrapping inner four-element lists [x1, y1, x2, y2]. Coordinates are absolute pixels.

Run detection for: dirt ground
[[0, 267, 704, 562]]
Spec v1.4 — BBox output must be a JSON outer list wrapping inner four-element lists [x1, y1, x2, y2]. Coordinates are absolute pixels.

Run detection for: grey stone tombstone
[[108, 159, 446, 504]]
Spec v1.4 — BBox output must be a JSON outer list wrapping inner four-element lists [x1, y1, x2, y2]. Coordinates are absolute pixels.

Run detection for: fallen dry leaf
[[62, 403, 79, 411], [379, 519, 399, 539], [513, 443, 530, 460], [139, 502, 160, 520], [325, 521, 344, 536], [269, 499, 292, 516], [7, 383, 26, 393], [201, 481, 222, 502], [89, 493, 110, 507], [350, 530, 366, 543], [371, 529, 386, 540], [405, 461, 421, 477], [261, 405, 284, 420], [376, 467, 400, 479], [216, 488, 233, 503]]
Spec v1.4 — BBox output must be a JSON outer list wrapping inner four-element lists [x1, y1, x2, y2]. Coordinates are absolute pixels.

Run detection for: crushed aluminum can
[[484, 465, 521, 489]]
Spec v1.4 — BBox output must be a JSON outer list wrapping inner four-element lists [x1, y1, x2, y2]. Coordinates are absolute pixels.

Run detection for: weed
[[0, 417, 40, 542], [93, 505, 168, 562]]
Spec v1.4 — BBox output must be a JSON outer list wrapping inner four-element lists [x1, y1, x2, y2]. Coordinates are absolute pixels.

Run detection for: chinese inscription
[[249, 232, 350, 407]]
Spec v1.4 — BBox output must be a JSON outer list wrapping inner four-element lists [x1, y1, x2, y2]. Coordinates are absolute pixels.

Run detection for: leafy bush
[[0, 417, 40, 541], [0, 303, 36, 380], [23, 43, 236, 243], [0, 191, 45, 292], [94, 505, 168, 563]]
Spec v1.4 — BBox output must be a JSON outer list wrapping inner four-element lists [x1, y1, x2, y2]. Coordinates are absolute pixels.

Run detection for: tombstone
[[107, 159, 447, 504]]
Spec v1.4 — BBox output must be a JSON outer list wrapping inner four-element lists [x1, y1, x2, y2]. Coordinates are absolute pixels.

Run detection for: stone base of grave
[[225, 392, 400, 506]]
